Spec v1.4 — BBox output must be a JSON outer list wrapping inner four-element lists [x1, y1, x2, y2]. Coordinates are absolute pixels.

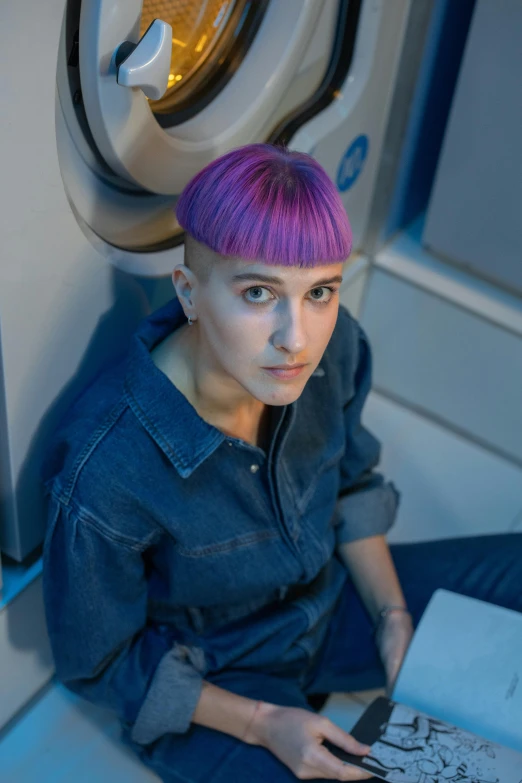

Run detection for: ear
[[172, 263, 197, 311]]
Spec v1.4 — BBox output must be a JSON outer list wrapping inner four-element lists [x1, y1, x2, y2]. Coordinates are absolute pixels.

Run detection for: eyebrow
[[231, 272, 344, 287]]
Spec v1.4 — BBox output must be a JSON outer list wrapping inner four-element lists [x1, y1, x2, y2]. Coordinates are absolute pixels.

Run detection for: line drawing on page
[[359, 704, 514, 783]]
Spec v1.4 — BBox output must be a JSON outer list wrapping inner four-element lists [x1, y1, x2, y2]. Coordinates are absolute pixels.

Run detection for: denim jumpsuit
[[42, 297, 522, 782]]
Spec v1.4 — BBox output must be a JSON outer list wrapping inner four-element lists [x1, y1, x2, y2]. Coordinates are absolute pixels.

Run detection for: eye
[[244, 286, 273, 305], [309, 286, 338, 304]]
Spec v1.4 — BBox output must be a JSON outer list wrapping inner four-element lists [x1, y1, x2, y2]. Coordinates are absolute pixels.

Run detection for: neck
[[153, 322, 266, 427]]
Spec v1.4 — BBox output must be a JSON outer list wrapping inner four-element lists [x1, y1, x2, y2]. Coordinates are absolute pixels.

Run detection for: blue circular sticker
[[336, 135, 369, 192]]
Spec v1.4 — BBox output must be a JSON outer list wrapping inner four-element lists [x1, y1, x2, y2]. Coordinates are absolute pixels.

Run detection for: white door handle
[[116, 19, 173, 101]]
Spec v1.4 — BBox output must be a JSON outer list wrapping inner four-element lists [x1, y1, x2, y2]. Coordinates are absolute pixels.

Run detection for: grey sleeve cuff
[[131, 642, 206, 745], [334, 480, 400, 545]]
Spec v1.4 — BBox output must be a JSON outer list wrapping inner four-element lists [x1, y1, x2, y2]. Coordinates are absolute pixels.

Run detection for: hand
[[246, 702, 374, 780], [376, 609, 414, 696]]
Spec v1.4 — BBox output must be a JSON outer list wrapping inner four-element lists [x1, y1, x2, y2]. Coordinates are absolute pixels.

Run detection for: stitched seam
[[48, 490, 156, 551], [74, 508, 150, 551], [177, 529, 279, 558], [61, 399, 128, 504]]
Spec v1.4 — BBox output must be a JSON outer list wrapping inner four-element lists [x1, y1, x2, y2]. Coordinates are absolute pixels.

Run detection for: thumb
[[323, 721, 371, 757]]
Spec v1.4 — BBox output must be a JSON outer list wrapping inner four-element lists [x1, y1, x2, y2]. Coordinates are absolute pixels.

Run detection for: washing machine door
[[79, 0, 324, 194], [63, 0, 417, 271]]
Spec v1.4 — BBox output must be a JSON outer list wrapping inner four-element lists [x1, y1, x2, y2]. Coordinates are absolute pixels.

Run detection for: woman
[[42, 143, 522, 782]]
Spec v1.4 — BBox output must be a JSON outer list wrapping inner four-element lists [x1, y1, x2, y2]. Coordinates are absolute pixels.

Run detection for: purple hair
[[176, 143, 352, 267]]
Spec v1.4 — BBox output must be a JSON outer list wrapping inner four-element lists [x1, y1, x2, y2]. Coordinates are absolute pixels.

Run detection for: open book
[[323, 590, 522, 782]]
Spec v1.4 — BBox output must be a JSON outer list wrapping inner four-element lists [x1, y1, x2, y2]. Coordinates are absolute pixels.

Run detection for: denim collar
[[124, 297, 226, 478]]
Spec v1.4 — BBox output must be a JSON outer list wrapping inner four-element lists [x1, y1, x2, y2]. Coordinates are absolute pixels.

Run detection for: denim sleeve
[[333, 319, 400, 545], [42, 493, 206, 745]]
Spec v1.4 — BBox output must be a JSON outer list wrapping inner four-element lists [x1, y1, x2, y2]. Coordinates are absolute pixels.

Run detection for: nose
[[273, 300, 308, 356]]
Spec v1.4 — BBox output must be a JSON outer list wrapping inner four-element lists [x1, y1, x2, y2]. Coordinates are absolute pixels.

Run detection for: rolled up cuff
[[334, 481, 400, 545], [131, 642, 206, 745]]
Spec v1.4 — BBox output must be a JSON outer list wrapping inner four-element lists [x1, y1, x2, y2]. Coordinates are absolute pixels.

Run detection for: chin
[[257, 381, 307, 405]]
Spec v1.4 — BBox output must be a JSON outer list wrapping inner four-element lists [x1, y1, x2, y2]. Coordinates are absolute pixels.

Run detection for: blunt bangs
[[175, 143, 352, 267]]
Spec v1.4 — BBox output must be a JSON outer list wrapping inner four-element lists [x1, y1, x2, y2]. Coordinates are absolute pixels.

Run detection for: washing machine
[[0, 0, 426, 564]]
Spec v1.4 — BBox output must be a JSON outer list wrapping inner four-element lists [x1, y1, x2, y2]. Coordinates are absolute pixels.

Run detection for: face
[[173, 239, 344, 409]]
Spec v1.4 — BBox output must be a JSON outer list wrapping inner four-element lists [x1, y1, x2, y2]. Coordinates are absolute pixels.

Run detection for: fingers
[[339, 765, 374, 780], [322, 719, 372, 757], [304, 744, 373, 780]]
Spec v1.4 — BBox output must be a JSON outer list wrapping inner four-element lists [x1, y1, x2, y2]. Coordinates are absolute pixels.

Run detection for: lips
[[264, 364, 306, 370], [264, 365, 306, 379]]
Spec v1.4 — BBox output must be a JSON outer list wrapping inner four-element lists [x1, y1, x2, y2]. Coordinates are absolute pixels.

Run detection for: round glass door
[[141, 0, 268, 124]]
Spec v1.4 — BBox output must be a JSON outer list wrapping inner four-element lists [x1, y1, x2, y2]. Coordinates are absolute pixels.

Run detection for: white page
[[392, 589, 522, 752]]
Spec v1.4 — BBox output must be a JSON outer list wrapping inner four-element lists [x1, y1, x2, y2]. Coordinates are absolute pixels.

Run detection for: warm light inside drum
[[140, 0, 236, 101]]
